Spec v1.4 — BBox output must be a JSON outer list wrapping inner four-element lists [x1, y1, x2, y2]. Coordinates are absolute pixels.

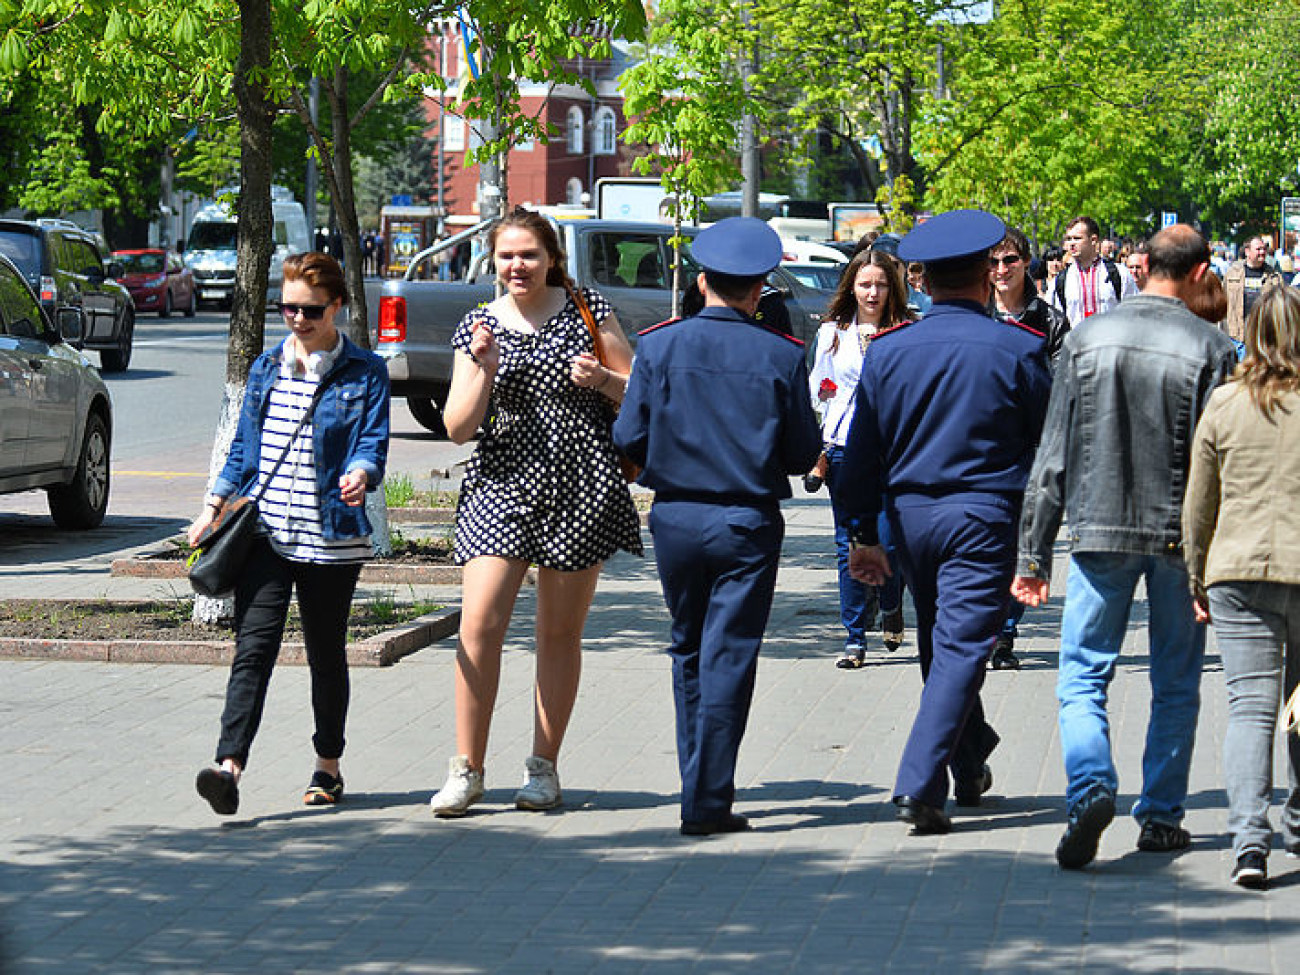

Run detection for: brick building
[[426, 29, 644, 216]]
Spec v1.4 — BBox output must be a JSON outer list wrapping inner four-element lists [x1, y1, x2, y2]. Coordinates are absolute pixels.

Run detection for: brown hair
[[825, 250, 908, 329], [1236, 286, 1300, 418], [282, 251, 347, 304], [1184, 269, 1226, 326], [488, 206, 568, 286]]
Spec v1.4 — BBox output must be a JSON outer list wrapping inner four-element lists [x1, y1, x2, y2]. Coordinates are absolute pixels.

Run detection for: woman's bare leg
[[531, 564, 602, 762]]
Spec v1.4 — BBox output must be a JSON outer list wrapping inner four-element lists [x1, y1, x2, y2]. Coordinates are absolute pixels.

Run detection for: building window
[[443, 114, 465, 152], [594, 107, 617, 156], [566, 106, 584, 154], [566, 178, 584, 206]]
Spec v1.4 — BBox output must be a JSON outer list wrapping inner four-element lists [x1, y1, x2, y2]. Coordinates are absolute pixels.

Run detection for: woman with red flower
[[808, 249, 911, 668]]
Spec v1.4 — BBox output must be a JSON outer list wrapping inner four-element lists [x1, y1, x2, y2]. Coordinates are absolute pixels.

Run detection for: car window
[[0, 230, 42, 278], [588, 233, 669, 289], [117, 252, 165, 273], [0, 262, 46, 339], [189, 222, 238, 250]]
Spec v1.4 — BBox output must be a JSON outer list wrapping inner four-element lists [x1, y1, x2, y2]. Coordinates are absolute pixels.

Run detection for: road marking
[[114, 470, 208, 478]]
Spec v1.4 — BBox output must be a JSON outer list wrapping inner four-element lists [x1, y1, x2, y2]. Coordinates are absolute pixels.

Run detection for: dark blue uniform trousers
[[650, 500, 784, 823], [889, 495, 1016, 808]]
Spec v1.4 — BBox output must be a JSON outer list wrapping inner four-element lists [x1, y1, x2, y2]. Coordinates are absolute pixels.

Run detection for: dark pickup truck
[[373, 217, 831, 435]]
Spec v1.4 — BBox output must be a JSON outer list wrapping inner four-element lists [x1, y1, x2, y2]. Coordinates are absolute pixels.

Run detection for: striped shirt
[[255, 373, 372, 564]]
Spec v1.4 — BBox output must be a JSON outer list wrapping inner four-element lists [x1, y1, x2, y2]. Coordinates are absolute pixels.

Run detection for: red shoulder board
[[871, 319, 913, 340], [756, 322, 804, 346], [638, 317, 682, 336], [1006, 318, 1046, 339]]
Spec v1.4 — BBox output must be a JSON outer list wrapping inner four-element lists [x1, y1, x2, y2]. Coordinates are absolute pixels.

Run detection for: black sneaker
[[1056, 785, 1115, 870], [802, 472, 824, 493], [1231, 850, 1268, 890], [1136, 820, 1191, 852]]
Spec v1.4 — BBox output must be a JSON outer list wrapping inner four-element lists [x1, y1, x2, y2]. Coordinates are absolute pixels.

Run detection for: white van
[[185, 186, 311, 307]]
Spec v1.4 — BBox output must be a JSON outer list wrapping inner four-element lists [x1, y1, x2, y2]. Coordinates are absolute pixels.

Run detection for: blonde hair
[[1236, 286, 1300, 418]]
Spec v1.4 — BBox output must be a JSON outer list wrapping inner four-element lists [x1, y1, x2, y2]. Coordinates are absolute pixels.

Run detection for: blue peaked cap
[[692, 217, 783, 277], [897, 209, 1006, 264]]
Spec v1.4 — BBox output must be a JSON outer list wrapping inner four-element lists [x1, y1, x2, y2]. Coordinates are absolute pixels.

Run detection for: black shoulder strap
[[250, 385, 325, 504], [1103, 258, 1124, 303], [1054, 265, 1068, 313]]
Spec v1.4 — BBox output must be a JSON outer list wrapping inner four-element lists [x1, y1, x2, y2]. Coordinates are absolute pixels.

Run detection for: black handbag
[[188, 389, 322, 597]]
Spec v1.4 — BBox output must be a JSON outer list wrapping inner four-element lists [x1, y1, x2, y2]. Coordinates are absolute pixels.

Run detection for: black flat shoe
[[196, 767, 239, 816], [681, 813, 751, 836], [895, 796, 952, 835], [303, 770, 344, 806]]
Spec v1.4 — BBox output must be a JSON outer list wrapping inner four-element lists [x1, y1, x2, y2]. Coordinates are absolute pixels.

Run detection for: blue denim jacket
[[1018, 294, 1237, 580], [212, 334, 391, 540]]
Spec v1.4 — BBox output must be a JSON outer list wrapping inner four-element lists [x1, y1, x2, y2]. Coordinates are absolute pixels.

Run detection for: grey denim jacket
[[1017, 294, 1238, 580]]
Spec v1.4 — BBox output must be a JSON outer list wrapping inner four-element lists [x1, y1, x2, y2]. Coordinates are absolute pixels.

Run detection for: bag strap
[[249, 384, 325, 505], [566, 283, 606, 367]]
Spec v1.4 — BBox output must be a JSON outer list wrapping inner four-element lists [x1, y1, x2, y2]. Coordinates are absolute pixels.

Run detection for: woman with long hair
[[191, 251, 390, 815], [1184, 286, 1300, 890], [429, 207, 642, 816], [809, 250, 909, 669]]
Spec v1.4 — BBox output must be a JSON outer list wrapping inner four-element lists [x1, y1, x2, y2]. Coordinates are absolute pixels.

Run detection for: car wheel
[[160, 289, 172, 318], [47, 412, 111, 529], [99, 310, 134, 373], [407, 392, 449, 438], [184, 287, 197, 317]]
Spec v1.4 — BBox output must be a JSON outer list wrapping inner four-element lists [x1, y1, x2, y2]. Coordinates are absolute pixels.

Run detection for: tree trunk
[[195, 0, 275, 625]]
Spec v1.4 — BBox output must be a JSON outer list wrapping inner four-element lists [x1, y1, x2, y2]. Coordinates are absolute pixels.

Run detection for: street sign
[[1161, 211, 1177, 228]]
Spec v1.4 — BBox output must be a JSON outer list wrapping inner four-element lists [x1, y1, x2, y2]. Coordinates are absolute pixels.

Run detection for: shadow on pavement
[[0, 514, 188, 567]]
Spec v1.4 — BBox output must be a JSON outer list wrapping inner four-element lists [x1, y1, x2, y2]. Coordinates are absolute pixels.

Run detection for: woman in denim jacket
[[189, 252, 390, 816], [1184, 286, 1300, 890]]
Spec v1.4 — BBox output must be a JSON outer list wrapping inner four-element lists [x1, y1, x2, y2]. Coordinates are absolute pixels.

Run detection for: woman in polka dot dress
[[429, 208, 642, 817]]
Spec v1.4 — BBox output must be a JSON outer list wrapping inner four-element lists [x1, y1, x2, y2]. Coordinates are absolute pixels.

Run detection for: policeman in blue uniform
[[612, 217, 822, 836], [833, 209, 1052, 834]]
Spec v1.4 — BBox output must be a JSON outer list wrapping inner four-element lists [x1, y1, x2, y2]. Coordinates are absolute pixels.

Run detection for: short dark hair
[[925, 256, 989, 293], [703, 269, 764, 303], [995, 226, 1031, 262], [1043, 246, 1065, 263], [1066, 216, 1100, 239], [1147, 225, 1210, 281], [283, 251, 348, 304]]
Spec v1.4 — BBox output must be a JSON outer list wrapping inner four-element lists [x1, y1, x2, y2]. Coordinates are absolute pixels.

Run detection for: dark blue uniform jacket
[[612, 305, 822, 502], [835, 299, 1052, 544]]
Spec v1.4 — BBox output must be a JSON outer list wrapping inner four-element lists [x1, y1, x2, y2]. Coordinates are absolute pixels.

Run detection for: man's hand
[[1011, 576, 1050, 607], [1192, 593, 1210, 624], [849, 544, 892, 585]]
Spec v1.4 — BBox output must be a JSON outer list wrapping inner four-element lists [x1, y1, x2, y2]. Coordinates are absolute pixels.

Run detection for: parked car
[[112, 248, 196, 317], [0, 219, 136, 372], [0, 253, 113, 528], [783, 262, 847, 291]]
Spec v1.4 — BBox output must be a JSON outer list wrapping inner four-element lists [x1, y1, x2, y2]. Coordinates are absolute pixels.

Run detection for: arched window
[[566, 106, 584, 154], [566, 178, 584, 206], [594, 106, 617, 156]]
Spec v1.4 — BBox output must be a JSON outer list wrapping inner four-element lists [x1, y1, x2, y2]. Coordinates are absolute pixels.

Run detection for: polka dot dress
[[451, 287, 643, 570]]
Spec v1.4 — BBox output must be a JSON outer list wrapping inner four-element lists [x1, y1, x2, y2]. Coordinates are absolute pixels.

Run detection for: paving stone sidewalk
[[2, 496, 1297, 974]]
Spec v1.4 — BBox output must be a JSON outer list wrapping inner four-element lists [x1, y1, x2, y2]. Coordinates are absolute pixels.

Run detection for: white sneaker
[[429, 755, 484, 817], [515, 755, 562, 811]]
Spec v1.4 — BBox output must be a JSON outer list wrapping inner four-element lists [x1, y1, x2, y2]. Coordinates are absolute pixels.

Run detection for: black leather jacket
[[989, 288, 1069, 368], [1017, 294, 1238, 580]]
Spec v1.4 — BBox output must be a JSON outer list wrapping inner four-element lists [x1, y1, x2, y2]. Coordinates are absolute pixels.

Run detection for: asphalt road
[[0, 304, 470, 554]]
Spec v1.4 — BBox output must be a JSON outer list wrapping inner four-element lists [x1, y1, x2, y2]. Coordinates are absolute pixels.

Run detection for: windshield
[[116, 252, 166, 273], [0, 230, 42, 278], [188, 222, 238, 251]]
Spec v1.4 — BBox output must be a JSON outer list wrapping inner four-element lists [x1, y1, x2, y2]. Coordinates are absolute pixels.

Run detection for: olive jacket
[[1182, 382, 1300, 597]]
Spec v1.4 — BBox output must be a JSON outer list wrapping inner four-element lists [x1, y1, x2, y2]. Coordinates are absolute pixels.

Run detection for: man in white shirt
[[1051, 216, 1139, 326]]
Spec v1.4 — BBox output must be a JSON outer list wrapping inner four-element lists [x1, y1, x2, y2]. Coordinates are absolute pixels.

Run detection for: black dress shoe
[[953, 764, 993, 807], [895, 796, 952, 835], [681, 813, 751, 836], [196, 767, 239, 816]]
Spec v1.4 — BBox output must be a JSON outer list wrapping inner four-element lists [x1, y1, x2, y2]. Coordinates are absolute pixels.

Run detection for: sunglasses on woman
[[278, 302, 330, 320]]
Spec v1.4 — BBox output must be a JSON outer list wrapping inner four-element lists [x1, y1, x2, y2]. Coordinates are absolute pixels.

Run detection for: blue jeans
[[1057, 552, 1206, 824], [1207, 581, 1300, 857], [825, 445, 902, 649]]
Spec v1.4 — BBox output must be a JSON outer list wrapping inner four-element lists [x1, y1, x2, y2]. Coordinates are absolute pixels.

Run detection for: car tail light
[[40, 275, 56, 302], [378, 295, 406, 343]]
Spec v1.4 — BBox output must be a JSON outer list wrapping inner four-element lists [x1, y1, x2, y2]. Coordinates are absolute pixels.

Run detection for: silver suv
[[0, 253, 113, 528]]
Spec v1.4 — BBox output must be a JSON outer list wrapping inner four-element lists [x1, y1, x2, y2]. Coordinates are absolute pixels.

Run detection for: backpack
[[1054, 258, 1124, 322]]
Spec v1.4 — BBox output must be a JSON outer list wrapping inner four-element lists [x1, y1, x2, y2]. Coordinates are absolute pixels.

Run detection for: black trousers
[[214, 536, 362, 767]]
